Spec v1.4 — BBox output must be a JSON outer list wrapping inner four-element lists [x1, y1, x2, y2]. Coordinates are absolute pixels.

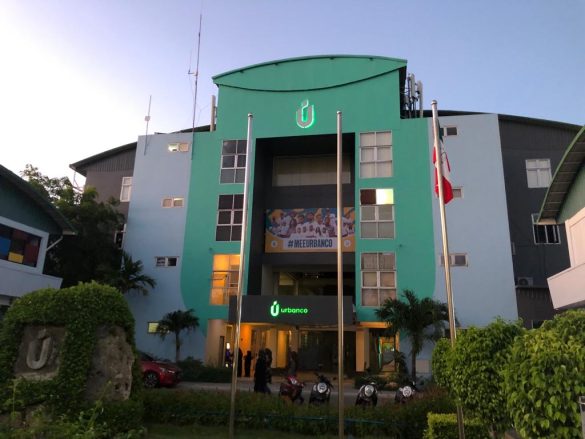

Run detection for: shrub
[[143, 386, 455, 438], [177, 359, 232, 382], [430, 338, 452, 388], [0, 282, 143, 434], [447, 319, 524, 435], [423, 413, 489, 439], [505, 311, 585, 439]]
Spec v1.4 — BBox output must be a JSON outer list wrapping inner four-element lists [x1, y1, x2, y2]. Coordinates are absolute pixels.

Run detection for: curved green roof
[[540, 125, 585, 223], [213, 55, 407, 91]]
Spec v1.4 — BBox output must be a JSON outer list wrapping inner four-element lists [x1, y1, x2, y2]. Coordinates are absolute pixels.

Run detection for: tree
[[21, 165, 125, 287], [109, 251, 156, 295], [156, 309, 200, 362], [376, 289, 448, 380]]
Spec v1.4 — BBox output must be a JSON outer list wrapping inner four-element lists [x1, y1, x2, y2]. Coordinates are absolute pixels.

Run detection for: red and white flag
[[433, 134, 453, 204]]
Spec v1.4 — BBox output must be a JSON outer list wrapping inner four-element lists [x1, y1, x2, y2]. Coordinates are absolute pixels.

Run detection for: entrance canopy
[[228, 295, 353, 325]]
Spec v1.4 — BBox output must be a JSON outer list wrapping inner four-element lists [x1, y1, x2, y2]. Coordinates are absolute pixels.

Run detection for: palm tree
[[156, 309, 200, 362], [113, 251, 156, 295], [376, 289, 449, 381]]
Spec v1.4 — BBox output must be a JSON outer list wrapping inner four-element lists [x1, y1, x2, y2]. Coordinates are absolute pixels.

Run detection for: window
[[273, 155, 351, 186], [114, 224, 126, 248], [526, 159, 552, 188], [360, 188, 394, 239], [443, 126, 458, 137], [168, 142, 190, 152], [120, 177, 132, 202], [0, 224, 41, 267], [361, 252, 396, 306], [147, 322, 160, 334], [452, 187, 463, 199], [162, 197, 184, 208], [155, 256, 178, 267], [532, 214, 560, 244], [440, 253, 468, 266], [220, 139, 247, 184], [210, 254, 240, 305], [360, 131, 392, 178], [216, 194, 243, 241]]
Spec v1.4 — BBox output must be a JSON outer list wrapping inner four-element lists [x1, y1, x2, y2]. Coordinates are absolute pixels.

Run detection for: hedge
[[143, 386, 455, 438], [177, 359, 232, 382], [423, 413, 489, 439]]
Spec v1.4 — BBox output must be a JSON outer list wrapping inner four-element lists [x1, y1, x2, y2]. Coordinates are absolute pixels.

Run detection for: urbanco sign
[[228, 295, 352, 326]]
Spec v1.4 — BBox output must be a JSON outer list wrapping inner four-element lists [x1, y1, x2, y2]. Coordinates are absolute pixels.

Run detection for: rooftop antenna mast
[[188, 12, 203, 133]]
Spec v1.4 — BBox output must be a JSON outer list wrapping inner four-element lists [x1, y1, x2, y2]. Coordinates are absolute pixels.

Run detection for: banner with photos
[[265, 207, 355, 253]]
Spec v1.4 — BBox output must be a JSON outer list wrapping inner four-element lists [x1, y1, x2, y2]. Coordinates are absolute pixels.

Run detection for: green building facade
[[181, 56, 435, 372]]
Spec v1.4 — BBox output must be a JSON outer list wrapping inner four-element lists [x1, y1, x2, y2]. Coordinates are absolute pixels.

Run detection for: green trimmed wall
[[181, 56, 435, 332]]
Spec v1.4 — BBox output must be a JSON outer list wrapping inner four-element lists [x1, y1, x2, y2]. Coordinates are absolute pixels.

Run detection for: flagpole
[[431, 100, 465, 439], [228, 113, 253, 439], [336, 111, 345, 439]]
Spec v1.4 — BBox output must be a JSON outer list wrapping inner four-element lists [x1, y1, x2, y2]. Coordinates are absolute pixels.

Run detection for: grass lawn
[[145, 423, 377, 438]]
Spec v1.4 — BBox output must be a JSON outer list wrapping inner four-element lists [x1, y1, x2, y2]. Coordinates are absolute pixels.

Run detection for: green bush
[[447, 319, 524, 435], [430, 338, 452, 388], [0, 282, 143, 434], [177, 358, 232, 382], [423, 413, 489, 439], [505, 311, 585, 439], [143, 386, 455, 438]]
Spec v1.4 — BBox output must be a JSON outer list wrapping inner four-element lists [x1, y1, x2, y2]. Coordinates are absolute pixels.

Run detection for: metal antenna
[[189, 13, 203, 133], [144, 95, 152, 155]]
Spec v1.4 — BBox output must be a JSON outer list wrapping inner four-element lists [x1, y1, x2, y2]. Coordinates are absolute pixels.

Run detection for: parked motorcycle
[[394, 381, 418, 404], [309, 372, 333, 405], [279, 375, 304, 404], [355, 380, 378, 407]]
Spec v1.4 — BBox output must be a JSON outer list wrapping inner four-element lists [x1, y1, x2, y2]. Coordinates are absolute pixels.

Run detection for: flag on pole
[[433, 125, 454, 204]]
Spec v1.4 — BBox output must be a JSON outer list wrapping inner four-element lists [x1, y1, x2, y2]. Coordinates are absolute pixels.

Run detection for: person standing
[[244, 350, 252, 377], [237, 347, 243, 377], [287, 351, 298, 377], [264, 348, 273, 384], [254, 350, 269, 394]]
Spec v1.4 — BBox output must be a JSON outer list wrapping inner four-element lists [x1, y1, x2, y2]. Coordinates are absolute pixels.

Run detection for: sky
[[1, 0, 584, 181]]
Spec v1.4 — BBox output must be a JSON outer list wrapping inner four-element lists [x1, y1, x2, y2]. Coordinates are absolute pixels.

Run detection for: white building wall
[[124, 133, 204, 361], [430, 114, 517, 326]]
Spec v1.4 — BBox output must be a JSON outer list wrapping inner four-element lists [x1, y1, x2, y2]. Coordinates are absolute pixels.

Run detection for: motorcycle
[[355, 380, 378, 407], [394, 381, 418, 404], [309, 372, 333, 405], [279, 375, 304, 404]]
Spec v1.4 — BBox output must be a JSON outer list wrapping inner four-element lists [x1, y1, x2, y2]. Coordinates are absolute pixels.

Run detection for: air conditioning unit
[[516, 277, 534, 286]]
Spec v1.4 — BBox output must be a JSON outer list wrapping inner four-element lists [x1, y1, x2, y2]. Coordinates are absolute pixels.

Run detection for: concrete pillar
[[204, 319, 226, 366]]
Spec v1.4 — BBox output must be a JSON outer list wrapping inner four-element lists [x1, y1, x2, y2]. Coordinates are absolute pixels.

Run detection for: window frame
[[161, 197, 184, 208], [120, 177, 132, 202], [531, 213, 561, 245], [359, 131, 393, 179], [525, 159, 552, 188], [360, 252, 396, 307], [210, 254, 240, 305], [220, 139, 247, 184], [359, 188, 395, 239], [168, 142, 190, 152], [155, 256, 178, 267], [215, 194, 243, 241], [439, 253, 469, 267]]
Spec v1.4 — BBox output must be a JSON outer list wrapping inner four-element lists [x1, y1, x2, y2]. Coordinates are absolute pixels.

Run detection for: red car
[[139, 351, 182, 388]]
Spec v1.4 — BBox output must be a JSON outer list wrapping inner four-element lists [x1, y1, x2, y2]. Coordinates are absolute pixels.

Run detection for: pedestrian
[[254, 350, 270, 394], [237, 347, 243, 377], [264, 348, 273, 384], [287, 351, 298, 377], [244, 350, 252, 377]]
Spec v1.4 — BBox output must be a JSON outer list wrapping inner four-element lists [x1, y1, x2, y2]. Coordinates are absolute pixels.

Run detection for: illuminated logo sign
[[270, 300, 309, 318], [296, 99, 315, 129]]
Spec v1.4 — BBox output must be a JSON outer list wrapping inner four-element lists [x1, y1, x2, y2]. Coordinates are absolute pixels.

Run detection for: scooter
[[279, 375, 304, 404], [355, 380, 378, 407], [394, 381, 418, 404], [309, 372, 333, 405]]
